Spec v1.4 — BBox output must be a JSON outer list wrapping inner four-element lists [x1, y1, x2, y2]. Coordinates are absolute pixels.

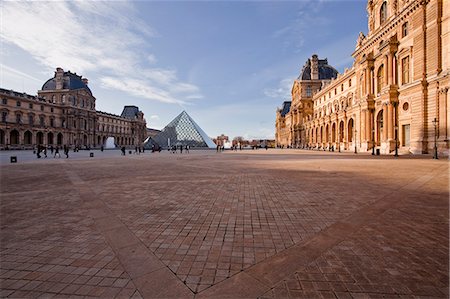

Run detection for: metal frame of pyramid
[[144, 111, 216, 149]]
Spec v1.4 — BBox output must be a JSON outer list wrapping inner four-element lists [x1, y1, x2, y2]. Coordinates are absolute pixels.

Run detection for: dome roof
[[298, 56, 338, 81], [41, 69, 92, 95]]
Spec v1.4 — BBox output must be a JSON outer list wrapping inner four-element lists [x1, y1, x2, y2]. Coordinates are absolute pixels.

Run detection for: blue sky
[[1, 0, 367, 140]]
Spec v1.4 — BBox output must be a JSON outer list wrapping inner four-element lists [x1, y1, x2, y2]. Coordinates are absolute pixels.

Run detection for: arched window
[[377, 65, 384, 93], [380, 2, 387, 25]]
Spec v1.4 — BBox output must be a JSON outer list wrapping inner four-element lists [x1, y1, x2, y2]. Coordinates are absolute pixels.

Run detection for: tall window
[[377, 65, 384, 94], [40, 116, 45, 127], [16, 101, 21, 107], [50, 118, 54, 127], [2, 111, 7, 122], [380, 2, 387, 25], [349, 79, 352, 87], [402, 22, 408, 37], [402, 56, 410, 85], [16, 114, 22, 124], [306, 86, 312, 97], [28, 115, 34, 125]]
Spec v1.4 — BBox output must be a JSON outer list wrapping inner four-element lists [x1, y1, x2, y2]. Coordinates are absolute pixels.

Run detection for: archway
[[325, 124, 329, 143], [348, 119, 354, 142], [10, 130, 19, 145], [37, 132, 44, 145], [0, 129, 4, 145], [47, 132, 54, 145], [57, 133, 63, 145], [339, 121, 344, 142], [24, 131, 32, 145], [331, 123, 336, 143], [83, 134, 88, 146], [376, 110, 383, 146]]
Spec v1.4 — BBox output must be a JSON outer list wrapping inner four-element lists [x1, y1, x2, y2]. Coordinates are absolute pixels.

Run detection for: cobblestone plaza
[[0, 150, 448, 298]]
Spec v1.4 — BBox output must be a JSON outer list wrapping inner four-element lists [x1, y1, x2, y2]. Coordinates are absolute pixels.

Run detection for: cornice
[[352, 0, 423, 58]]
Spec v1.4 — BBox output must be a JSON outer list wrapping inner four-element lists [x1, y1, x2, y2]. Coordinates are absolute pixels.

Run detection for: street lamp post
[[354, 128, 357, 154], [432, 117, 438, 159]]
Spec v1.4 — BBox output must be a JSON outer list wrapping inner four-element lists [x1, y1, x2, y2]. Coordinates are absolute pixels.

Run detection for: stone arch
[[376, 110, 384, 146], [47, 132, 54, 145], [57, 133, 63, 145], [0, 129, 5, 145], [24, 130, 32, 145], [36, 131, 44, 145], [348, 118, 354, 142], [10, 129, 19, 145]]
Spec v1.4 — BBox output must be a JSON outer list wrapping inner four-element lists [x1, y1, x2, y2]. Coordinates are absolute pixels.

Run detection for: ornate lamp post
[[432, 118, 438, 159], [354, 128, 357, 154]]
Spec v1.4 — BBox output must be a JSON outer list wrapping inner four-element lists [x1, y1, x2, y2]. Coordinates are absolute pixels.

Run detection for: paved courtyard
[[0, 149, 448, 298]]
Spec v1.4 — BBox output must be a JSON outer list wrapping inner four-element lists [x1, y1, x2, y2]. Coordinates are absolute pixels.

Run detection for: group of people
[[170, 145, 190, 154], [36, 145, 70, 159]]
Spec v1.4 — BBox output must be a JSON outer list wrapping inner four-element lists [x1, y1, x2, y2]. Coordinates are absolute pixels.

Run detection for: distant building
[[0, 68, 147, 149], [146, 128, 161, 138], [275, 0, 449, 155]]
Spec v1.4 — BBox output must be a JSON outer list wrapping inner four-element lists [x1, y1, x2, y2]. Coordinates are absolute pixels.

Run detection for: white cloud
[[150, 115, 160, 120], [0, 1, 201, 104], [263, 78, 293, 99], [147, 54, 157, 64]]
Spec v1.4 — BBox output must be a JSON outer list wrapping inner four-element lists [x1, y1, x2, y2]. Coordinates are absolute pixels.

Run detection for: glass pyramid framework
[[144, 111, 216, 149]]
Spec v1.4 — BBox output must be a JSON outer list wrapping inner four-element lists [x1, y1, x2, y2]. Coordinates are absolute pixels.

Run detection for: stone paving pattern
[[0, 150, 448, 298]]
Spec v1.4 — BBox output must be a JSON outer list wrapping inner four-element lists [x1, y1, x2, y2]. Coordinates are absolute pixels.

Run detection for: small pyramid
[[144, 111, 216, 149]]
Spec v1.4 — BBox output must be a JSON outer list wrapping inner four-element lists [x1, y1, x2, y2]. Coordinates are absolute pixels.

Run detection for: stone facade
[[0, 68, 147, 149], [275, 0, 450, 156]]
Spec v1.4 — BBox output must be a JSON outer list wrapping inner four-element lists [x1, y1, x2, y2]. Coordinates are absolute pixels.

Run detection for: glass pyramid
[[144, 111, 216, 149]]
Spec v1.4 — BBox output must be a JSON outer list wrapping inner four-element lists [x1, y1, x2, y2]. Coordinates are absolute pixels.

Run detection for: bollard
[[10, 156, 17, 163], [90, 153, 94, 158]]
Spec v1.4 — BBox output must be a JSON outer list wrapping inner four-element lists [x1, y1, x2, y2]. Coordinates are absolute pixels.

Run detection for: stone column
[[383, 104, 388, 142], [388, 52, 393, 85], [365, 109, 371, 144], [387, 103, 394, 140]]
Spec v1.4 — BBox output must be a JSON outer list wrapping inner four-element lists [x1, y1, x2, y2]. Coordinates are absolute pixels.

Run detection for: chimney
[[82, 78, 88, 85], [311, 54, 319, 80], [55, 67, 64, 90]]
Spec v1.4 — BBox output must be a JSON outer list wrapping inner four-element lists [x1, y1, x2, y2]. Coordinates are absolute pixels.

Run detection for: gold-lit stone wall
[[275, 0, 449, 155]]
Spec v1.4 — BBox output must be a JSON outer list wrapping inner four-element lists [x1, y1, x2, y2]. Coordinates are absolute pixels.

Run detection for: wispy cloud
[[263, 78, 293, 99], [0, 1, 202, 104], [271, 1, 329, 54]]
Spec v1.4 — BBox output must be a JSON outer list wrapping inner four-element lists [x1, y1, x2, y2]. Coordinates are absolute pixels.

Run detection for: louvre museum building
[[275, 0, 449, 156], [0, 68, 147, 149]]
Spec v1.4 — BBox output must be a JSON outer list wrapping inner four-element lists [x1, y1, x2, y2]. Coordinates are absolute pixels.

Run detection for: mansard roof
[[41, 70, 92, 95], [298, 57, 338, 81], [280, 101, 291, 117]]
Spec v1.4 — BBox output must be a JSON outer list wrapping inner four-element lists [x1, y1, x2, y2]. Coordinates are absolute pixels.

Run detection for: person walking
[[185, 145, 189, 154], [64, 145, 69, 158], [180, 145, 183, 154], [54, 146, 60, 158], [43, 147, 47, 158], [37, 145, 41, 159]]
